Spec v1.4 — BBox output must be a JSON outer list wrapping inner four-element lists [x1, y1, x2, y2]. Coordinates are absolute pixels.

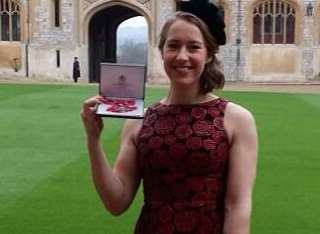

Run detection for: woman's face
[[161, 19, 210, 88]]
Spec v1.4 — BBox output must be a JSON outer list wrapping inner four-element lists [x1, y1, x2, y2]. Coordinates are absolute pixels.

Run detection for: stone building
[[0, 0, 319, 83]]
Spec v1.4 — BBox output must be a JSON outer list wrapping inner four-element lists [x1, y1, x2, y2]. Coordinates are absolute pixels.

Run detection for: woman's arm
[[81, 96, 141, 216], [223, 103, 258, 234]]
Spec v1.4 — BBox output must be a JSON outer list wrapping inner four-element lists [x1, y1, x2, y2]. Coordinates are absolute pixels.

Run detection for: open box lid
[[99, 63, 146, 99], [96, 63, 146, 119]]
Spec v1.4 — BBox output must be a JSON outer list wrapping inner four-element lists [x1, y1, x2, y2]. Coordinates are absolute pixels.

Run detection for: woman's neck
[[163, 85, 213, 105]]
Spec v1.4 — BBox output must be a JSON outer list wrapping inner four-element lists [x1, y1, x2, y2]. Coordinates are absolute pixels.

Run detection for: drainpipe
[[25, 0, 30, 77], [236, 0, 241, 80]]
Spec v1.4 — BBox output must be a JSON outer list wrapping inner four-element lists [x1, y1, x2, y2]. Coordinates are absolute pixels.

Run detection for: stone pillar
[[147, 0, 175, 84], [222, 0, 247, 81], [237, 0, 249, 81], [302, 1, 315, 80]]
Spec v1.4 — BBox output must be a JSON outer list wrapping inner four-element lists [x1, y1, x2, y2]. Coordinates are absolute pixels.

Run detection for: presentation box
[[96, 63, 146, 119]]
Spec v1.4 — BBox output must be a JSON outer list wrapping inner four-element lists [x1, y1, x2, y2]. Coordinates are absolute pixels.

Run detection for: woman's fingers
[[83, 96, 100, 108], [81, 96, 102, 117], [81, 96, 104, 138]]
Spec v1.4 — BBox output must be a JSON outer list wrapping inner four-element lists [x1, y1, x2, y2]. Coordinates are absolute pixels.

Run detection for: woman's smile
[[173, 65, 192, 73]]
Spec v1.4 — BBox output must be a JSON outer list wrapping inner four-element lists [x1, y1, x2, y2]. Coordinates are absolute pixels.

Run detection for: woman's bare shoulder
[[123, 118, 143, 132], [225, 102, 255, 123], [121, 118, 144, 142], [224, 102, 256, 141]]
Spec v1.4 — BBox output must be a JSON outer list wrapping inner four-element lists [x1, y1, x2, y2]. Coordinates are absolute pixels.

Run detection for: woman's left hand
[[81, 95, 104, 140]]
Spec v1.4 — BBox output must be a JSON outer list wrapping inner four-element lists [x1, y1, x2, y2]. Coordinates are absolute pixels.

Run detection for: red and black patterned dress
[[135, 98, 230, 234]]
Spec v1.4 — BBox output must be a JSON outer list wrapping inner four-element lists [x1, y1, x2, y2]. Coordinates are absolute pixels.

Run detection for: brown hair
[[158, 12, 225, 93]]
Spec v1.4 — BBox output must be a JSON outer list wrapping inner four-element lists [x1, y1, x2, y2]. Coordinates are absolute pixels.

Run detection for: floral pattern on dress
[[136, 98, 229, 234]]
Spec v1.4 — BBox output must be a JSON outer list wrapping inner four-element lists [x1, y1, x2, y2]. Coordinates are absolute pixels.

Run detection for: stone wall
[[33, 0, 75, 46], [1, 0, 320, 82], [24, 0, 77, 79]]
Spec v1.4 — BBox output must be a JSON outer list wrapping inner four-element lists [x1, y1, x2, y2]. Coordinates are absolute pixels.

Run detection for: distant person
[[72, 57, 80, 83], [81, 1, 258, 233]]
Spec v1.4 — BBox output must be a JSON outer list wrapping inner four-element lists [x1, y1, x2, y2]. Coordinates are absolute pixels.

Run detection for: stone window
[[52, 0, 60, 27], [0, 0, 21, 41], [253, 0, 295, 44]]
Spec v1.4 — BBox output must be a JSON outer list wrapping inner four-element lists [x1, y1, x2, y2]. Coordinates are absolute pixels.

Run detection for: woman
[[81, 9, 257, 234]]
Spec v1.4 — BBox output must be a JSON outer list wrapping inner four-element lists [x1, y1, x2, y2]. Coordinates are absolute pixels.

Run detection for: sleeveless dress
[[135, 98, 230, 234]]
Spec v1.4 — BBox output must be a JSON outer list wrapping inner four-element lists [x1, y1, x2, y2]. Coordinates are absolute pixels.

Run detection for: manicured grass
[[0, 83, 319, 234]]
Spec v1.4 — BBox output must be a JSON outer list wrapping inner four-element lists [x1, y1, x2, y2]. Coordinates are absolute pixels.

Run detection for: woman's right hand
[[81, 95, 104, 140]]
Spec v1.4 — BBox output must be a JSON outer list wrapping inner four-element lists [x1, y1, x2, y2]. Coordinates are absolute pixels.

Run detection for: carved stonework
[[159, 0, 175, 29], [82, 0, 99, 11], [82, 0, 151, 11], [136, 0, 151, 10], [84, 0, 99, 3]]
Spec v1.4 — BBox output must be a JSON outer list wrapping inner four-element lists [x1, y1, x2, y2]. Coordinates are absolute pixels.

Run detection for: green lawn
[[0, 83, 319, 234]]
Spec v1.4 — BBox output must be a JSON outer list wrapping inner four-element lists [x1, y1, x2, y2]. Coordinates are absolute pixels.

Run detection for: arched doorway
[[89, 5, 142, 82]]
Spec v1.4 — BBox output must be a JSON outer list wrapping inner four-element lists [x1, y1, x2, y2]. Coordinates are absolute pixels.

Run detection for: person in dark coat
[[73, 57, 80, 83]]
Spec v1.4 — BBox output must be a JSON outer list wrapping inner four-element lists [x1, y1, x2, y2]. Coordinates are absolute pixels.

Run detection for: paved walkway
[[1, 76, 320, 94], [223, 81, 320, 94]]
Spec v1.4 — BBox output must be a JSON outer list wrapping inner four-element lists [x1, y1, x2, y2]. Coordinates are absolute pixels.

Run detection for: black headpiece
[[177, 0, 226, 45]]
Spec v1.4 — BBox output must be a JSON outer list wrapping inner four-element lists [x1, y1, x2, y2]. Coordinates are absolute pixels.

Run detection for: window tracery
[[0, 0, 20, 41], [253, 0, 295, 44]]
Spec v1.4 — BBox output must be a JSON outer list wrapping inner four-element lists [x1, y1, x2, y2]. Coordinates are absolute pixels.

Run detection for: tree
[[117, 39, 147, 65]]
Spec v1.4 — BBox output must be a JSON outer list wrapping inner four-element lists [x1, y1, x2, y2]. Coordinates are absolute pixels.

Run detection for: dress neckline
[[158, 97, 221, 107]]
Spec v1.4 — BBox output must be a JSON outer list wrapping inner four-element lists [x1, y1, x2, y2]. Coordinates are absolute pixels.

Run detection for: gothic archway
[[88, 5, 142, 82]]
